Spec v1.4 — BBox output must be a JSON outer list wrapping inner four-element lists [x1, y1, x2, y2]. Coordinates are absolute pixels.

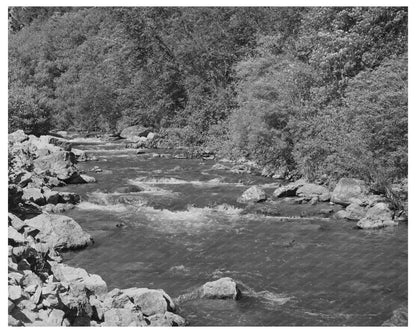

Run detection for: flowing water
[[60, 139, 408, 326]]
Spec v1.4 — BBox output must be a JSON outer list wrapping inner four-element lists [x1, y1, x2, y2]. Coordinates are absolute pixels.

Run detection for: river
[[59, 139, 407, 326]]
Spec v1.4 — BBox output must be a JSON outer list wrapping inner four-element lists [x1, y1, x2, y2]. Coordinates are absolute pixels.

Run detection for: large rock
[[120, 126, 153, 140], [357, 202, 397, 229], [237, 186, 267, 203], [273, 179, 306, 198], [51, 263, 107, 296], [201, 277, 241, 300], [102, 308, 146, 326], [33, 151, 78, 181], [22, 188, 46, 206], [147, 312, 186, 326], [331, 178, 369, 206], [296, 183, 330, 202], [118, 288, 176, 316], [344, 203, 367, 220], [38, 135, 72, 151], [9, 130, 29, 144], [25, 214, 93, 251], [8, 226, 27, 246], [8, 213, 26, 232]]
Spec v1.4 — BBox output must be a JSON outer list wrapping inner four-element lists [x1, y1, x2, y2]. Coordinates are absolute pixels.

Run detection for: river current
[[59, 139, 407, 326]]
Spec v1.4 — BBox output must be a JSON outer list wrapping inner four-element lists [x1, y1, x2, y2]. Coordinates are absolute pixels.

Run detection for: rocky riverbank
[[8, 130, 188, 326], [8, 129, 407, 326]]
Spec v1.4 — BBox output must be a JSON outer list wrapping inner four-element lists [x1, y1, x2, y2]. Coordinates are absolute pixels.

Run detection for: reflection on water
[[61, 140, 408, 326]]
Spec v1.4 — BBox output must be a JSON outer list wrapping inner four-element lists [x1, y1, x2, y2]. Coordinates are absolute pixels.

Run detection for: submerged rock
[[25, 214, 93, 251], [331, 178, 368, 206], [201, 277, 241, 300], [237, 186, 267, 203]]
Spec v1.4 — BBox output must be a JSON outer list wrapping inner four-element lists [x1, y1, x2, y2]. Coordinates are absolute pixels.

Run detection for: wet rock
[[25, 214, 93, 251], [357, 202, 397, 229], [237, 186, 267, 203], [201, 277, 241, 300], [273, 179, 306, 198], [33, 151, 78, 181], [331, 178, 369, 206], [296, 183, 330, 202], [382, 306, 407, 326], [22, 188, 46, 206], [51, 263, 107, 296]]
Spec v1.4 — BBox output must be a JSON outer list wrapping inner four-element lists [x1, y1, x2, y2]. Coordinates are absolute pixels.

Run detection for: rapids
[[59, 139, 407, 326]]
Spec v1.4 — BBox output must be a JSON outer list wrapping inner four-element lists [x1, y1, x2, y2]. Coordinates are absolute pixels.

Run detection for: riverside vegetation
[[8, 6, 407, 326]]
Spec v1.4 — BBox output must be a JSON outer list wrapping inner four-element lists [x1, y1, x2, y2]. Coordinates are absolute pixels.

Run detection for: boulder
[[273, 179, 306, 198], [22, 188, 46, 206], [9, 285, 23, 301], [33, 151, 78, 181], [237, 186, 267, 203], [58, 192, 80, 204], [51, 263, 107, 296], [201, 277, 241, 300], [42, 189, 60, 205], [147, 312, 186, 326], [8, 213, 26, 232], [120, 125, 153, 140], [357, 202, 397, 229], [38, 135, 71, 151], [8, 226, 27, 246], [43, 203, 75, 214], [102, 308, 146, 326], [25, 214, 93, 251], [344, 203, 367, 220], [119, 288, 176, 316], [296, 183, 330, 202], [331, 178, 369, 206], [9, 130, 29, 144], [72, 148, 97, 162]]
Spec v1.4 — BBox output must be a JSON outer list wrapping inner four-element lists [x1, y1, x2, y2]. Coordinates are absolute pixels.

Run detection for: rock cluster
[[8, 130, 184, 327]]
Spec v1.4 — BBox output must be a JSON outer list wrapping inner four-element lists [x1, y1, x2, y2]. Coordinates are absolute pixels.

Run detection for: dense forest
[[8, 7, 408, 188]]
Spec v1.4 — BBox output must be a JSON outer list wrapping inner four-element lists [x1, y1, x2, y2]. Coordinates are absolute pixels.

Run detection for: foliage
[[8, 7, 408, 187]]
